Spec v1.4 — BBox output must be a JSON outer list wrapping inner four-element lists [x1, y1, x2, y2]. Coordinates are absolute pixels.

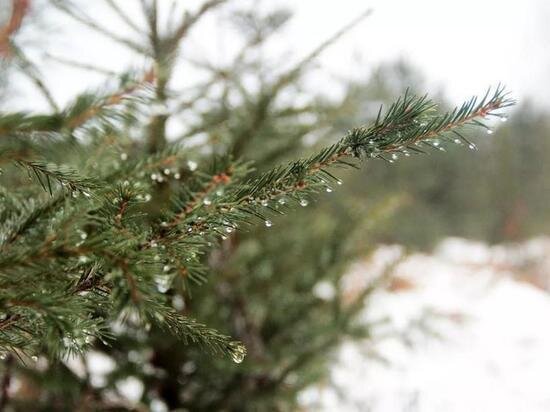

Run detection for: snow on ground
[[300, 237, 550, 412]]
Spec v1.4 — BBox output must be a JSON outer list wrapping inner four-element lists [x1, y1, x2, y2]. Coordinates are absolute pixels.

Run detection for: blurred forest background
[[0, 0, 549, 411]]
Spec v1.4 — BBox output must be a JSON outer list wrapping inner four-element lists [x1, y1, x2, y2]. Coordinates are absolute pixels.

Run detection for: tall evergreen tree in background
[[0, 1, 518, 410]]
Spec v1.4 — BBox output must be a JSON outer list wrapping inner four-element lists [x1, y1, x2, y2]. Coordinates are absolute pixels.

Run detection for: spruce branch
[[0, 69, 154, 137], [171, 0, 229, 44], [50, 0, 149, 54], [15, 159, 98, 195], [162, 87, 514, 245], [158, 309, 246, 362], [102, 0, 143, 35]]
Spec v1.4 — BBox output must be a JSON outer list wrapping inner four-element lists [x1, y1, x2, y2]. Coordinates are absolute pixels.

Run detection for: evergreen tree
[[0, 1, 513, 410]]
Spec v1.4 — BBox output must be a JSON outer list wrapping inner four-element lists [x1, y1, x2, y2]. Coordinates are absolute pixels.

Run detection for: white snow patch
[[301, 237, 550, 412]]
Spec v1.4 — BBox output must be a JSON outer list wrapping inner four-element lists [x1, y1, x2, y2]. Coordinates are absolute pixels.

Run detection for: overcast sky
[[9, 0, 550, 112]]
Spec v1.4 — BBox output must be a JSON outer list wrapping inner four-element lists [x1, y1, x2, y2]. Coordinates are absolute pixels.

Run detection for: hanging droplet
[[151, 241, 158, 248], [454, 138, 461, 144], [225, 226, 234, 234], [163, 265, 170, 273], [151, 173, 158, 181], [391, 153, 399, 160], [172, 295, 185, 310], [231, 345, 246, 364], [120, 153, 128, 161], [0, 353, 6, 360], [163, 169, 171, 175], [83, 191, 91, 198], [216, 189, 224, 196], [80, 232, 87, 240], [300, 199, 309, 207], [433, 141, 440, 147], [155, 276, 170, 293], [174, 172, 181, 180], [154, 255, 161, 262], [31, 355, 38, 362], [123, 180, 130, 187], [161, 221, 168, 227], [278, 197, 286, 205], [336, 180, 342, 186], [203, 198, 212, 206], [468, 143, 477, 150], [144, 194, 152, 202], [187, 160, 198, 171], [260, 199, 269, 207], [486, 129, 494, 135], [264, 220, 272, 228], [438, 147, 446, 152], [500, 115, 508, 122], [326, 187, 333, 193], [221, 235, 228, 240]]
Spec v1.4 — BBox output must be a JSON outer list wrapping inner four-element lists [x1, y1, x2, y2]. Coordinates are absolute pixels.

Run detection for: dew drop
[[31, 355, 38, 362], [391, 153, 399, 160], [187, 160, 198, 171], [300, 199, 309, 207], [500, 116, 508, 122], [225, 226, 234, 234], [336, 180, 342, 186], [231, 345, 246, 364], [154, 255, 160, 262], [486, 129, 494, 135], [260, 199, 269, 207], [468, 143, 477, 150], [203, 198, 212, 206], [174, 173, 181, 180], [454, 138, 461, 144], [120, 153, 128, 161], [144, 194, 152, 202], [163, 169, 171, 175], [278, 197, 286, 205], [326, 187, 333, 193], [264, 220, 272, 228]]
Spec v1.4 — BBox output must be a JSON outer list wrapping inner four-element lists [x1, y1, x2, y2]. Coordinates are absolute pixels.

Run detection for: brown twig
[[0, 0, 30, 57]]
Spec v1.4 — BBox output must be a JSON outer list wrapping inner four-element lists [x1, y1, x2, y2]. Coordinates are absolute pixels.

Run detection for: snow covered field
[[301, 237, 550, 412]]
